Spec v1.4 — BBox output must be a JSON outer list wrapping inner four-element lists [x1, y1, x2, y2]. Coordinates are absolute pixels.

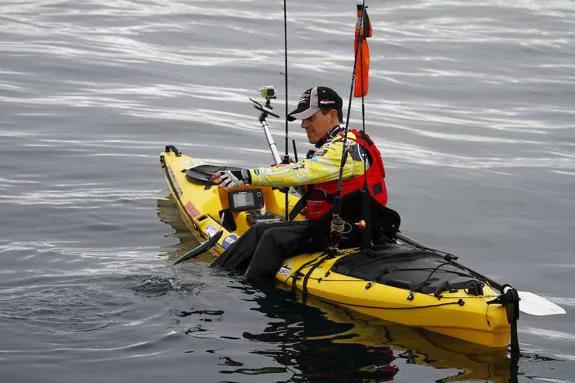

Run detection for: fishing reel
[[327, 214, 354, 256]]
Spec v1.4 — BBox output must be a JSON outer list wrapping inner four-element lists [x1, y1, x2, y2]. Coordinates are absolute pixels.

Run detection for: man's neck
[[315, 124, 344, 148]]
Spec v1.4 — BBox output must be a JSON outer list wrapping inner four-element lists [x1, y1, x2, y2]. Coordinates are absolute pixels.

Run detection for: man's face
[[300, 109, 338, 144]]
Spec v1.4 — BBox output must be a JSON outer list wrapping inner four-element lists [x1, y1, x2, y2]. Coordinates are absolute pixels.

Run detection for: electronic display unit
[[228, 189, 265, 211]]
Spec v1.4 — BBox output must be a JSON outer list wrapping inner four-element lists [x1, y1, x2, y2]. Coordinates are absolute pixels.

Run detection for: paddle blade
[[173, 230, 223, 265], [518, 291, 566, 316]]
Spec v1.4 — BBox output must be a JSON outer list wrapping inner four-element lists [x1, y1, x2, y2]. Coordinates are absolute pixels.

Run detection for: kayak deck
[[160, 148, 511, 348]]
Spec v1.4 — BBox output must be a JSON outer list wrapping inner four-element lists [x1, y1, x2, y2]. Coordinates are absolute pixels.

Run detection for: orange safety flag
[[354, 3, 372, 98]]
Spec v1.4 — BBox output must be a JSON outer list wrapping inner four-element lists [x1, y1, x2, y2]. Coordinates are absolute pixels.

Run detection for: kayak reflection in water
[[210, 86, 389, 279]]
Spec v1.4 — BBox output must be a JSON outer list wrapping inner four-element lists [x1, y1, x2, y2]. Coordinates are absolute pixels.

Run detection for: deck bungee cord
[[289, 252, 330, 295]]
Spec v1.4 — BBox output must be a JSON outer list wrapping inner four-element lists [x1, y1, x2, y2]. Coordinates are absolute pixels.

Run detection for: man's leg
[[244, 221, 311, 279], [213, 221, 304, 271]]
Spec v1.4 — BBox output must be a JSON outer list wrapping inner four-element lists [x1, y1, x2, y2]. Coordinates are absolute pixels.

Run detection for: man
[[211, 86, 387, 278]]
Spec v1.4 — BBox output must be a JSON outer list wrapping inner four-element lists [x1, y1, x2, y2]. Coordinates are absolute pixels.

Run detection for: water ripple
[[523, 327, 575, 342], [0, 187, 162, 207]]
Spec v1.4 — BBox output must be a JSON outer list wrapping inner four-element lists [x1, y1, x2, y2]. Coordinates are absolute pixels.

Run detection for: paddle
[[395, 232, 566, 317], [173, 230, 223, 265], [173, 208, 233, 265]]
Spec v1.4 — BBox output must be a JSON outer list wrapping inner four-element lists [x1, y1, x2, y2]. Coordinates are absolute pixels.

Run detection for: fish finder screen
[[228, 189, 264, 211], [233, 192, 254, 208]]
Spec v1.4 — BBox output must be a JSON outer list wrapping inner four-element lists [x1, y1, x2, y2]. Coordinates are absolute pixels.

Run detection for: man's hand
[[211, 169, 251, 188], [271, 155, 295, 167]]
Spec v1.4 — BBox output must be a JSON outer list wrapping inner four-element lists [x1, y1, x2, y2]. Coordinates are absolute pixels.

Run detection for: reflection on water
[[254, 283, 515, 383], [156, 196, 201, 260]]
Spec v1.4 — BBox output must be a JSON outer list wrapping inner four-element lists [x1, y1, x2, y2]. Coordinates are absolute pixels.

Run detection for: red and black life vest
[[304, 129, 387, 220]]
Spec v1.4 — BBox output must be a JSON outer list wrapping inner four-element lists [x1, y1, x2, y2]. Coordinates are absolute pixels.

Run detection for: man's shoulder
[[324, 129, 361, 145]]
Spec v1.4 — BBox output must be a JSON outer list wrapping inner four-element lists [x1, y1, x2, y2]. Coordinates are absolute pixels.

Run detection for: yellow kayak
[[160, 146, 512, 348]]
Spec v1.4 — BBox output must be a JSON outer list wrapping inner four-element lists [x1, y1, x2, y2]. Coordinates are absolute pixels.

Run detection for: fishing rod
[[357, 0, 372, 249], [282, 0, 290, 220], [329, 0, 370, 251], [283, 0, 289, 161]]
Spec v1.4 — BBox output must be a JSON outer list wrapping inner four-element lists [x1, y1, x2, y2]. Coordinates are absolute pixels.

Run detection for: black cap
[[287, 86, 343, 121]]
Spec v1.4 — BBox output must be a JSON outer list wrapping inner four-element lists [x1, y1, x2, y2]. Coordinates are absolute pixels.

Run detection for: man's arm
[[249, 140, 366, 188]]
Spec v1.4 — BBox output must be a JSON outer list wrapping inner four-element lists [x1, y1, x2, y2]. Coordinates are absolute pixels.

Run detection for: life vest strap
[[289, 192, 309, 221]]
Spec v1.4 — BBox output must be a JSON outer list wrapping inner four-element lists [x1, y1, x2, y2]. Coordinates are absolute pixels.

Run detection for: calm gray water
[[1, 0, 574, 382]]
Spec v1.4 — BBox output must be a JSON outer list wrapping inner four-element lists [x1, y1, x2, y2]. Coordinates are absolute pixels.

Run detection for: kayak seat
[[302, 191, 401, 250]]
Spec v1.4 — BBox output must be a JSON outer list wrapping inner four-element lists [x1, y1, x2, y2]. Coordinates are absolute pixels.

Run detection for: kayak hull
[[275, 252, 510, 348], [160, 148, 511, 348]]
